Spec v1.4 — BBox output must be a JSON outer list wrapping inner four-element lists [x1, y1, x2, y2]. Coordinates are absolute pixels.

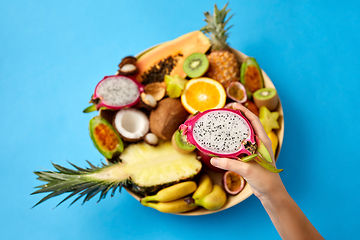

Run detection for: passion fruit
[[226, 81, 247, 103], [222, 171, 245, 195]]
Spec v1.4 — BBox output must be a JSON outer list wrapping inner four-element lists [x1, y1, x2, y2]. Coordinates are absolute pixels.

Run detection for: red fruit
[[196, 150, 225, 173], [179, 108, 256, 158], [243, 100, 259, 117], [88, 75, 144, 112]]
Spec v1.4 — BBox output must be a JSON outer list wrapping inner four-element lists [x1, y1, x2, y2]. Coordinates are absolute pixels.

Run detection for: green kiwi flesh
[[253, 88, 279, 111], [183, 53, 209, 78], [171, 130, 196, 153]]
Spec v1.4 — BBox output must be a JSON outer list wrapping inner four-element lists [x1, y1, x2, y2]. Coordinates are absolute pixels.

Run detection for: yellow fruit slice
[[181, 77, 226, 114], [136, 31, 211, 82], [267, 131, 278, 155]]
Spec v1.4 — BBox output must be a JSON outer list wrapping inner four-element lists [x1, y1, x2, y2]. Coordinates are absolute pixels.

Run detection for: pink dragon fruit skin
[[179, 108, 256, 158], [92, 75, 144, 111]]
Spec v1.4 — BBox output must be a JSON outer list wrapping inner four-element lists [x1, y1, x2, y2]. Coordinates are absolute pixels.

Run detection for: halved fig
[[113, 108, 150, 142], [222, 171, 245, 195]]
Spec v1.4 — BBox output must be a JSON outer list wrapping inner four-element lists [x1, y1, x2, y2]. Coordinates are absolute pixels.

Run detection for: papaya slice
[[240, 57, 264, 98], [136, 31, 211, 83]]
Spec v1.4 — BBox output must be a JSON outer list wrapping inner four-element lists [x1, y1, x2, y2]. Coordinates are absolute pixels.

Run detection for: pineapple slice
[[32, 141, 202, 207]]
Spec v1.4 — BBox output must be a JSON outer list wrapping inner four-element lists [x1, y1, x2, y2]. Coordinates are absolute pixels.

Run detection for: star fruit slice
[[259, 106, 280, 133]]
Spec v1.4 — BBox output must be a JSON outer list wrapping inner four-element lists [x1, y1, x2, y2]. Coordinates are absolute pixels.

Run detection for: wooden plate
[[106, 47, 284, 216]]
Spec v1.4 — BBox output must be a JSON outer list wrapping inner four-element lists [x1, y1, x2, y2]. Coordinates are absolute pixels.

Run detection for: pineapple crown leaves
[[200, 3, 234, 51], [31, 161, 126, 208]]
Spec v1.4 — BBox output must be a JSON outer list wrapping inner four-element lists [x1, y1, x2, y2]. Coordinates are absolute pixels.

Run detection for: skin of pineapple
[[128, 176, 198, 197], [206, 50, 240, 88]]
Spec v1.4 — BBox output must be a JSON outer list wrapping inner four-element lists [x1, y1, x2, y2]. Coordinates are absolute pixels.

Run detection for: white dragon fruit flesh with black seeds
[[179, 108, 256, 158], [92, 75, 144, 111]]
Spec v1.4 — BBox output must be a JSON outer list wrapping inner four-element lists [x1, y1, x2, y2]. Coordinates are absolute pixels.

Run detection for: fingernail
[[211, 158, 219, 166]]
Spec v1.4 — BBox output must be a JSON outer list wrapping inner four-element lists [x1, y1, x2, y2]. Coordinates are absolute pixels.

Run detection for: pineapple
[[32, 141, 202, 207], [201, 3, 240, 88]]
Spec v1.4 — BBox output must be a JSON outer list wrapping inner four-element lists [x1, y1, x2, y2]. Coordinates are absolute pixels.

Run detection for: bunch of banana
[[140, 181, 198, 213], [185, 174, 227, 211], [141, 174, 228, 213]]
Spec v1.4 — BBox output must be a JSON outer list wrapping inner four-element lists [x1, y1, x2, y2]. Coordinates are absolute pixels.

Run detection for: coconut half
[[113, 108, 150, 142]]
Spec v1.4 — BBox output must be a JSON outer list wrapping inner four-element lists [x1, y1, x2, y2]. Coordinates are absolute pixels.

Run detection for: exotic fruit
[[202, 4, 240, 88], [179, 108, 256, 158], [32, 142, 202, 207], [179, 108, 283, 173], [89, 116, 124, 160], [83, 75, 144, 112], [222, 171, 245, 195]]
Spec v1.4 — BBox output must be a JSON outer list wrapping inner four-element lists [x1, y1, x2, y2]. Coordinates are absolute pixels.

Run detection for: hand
[[210, 103, 285, 200]]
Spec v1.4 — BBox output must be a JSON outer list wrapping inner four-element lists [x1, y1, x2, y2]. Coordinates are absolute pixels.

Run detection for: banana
[[192, 174, 213, 200], [191, 184, 227, 211], [141, 198, 198, 213], [141, 181, 197, 203]]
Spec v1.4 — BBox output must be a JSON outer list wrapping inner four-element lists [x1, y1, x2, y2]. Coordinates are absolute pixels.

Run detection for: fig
[[222, 171, 245, 195]]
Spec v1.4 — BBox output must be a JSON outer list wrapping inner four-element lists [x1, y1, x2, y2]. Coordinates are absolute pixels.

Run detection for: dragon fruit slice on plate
[[179, 108, 283, 172], [83, 75, 144, 112]]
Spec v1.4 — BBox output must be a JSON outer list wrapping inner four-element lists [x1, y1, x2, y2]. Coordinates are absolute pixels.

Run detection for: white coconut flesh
[[96, 76, 140, 106], [114, 108, 149, 141], [192, 111, 251, 154], [144, 133, 159, 146]]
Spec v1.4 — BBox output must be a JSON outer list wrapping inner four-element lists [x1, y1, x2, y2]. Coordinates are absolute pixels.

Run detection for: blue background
[[1, 0, 359, 239]]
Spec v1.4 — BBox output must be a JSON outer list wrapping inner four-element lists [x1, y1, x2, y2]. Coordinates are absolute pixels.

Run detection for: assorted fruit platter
[[32, 4, 284, 216]]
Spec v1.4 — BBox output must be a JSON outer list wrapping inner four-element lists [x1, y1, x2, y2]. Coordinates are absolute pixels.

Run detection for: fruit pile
[[32, 4, 283, 214]]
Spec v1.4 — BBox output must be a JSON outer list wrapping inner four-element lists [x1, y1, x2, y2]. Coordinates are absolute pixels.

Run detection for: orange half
[[181, 77, 226, 114]]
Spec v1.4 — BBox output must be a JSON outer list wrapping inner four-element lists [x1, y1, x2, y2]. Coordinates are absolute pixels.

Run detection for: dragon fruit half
[[179, 108, 256, 158], [84, 75, 144, 112]]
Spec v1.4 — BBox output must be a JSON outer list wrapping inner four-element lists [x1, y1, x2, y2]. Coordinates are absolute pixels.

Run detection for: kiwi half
[[183, 53, 209, 78], [171, 130, 196, 154], [253, 88, 278, 111]]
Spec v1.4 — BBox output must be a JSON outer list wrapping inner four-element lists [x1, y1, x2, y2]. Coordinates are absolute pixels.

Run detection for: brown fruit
[[243, 100, 259, 117], [222, 171, 245, 195], [149, 98, 189, 140]]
